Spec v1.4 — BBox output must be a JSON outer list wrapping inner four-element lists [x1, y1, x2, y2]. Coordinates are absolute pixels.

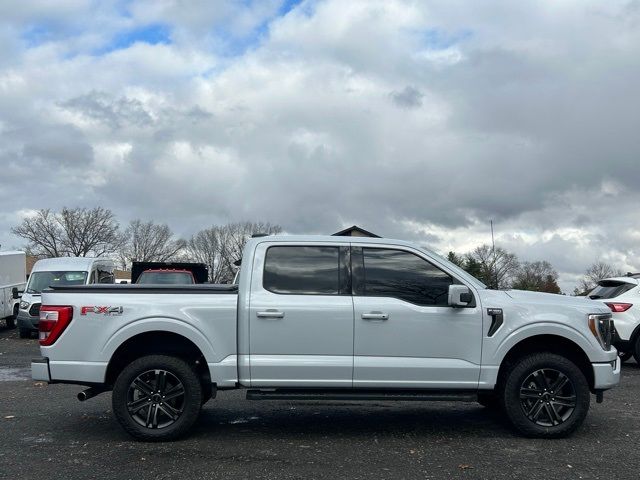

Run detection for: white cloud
[[1, 0, 639, 291]]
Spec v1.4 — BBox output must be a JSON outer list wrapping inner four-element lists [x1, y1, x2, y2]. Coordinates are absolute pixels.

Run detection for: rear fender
[[102, 317, 218, 367]]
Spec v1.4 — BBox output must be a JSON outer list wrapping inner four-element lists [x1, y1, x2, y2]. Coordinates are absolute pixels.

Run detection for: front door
[[351, 246, 482, 389], [248, 242, 354, 387]]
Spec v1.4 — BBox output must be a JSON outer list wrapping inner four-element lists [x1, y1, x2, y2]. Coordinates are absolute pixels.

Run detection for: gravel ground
[[1, 325, 639, 480]]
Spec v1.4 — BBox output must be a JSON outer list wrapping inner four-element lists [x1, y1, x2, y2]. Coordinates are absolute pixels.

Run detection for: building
[[114, 269, 131, 283], [332, 225, 381, 238]]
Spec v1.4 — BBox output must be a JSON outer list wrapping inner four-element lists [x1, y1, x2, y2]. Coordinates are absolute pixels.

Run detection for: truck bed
[[39, 284, 239, 387]]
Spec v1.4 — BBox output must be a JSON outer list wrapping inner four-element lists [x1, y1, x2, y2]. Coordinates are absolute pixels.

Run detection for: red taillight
[[39, 306, 73, 346], [605, 302, 633, 313]]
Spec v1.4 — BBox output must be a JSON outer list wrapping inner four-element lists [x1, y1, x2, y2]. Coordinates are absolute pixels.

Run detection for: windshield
[[26, 271, 88, 294], [137, 271, 195, 285]]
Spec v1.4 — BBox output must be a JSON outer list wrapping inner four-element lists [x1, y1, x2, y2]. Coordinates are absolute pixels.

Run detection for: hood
[[479, 289, 610, 316]]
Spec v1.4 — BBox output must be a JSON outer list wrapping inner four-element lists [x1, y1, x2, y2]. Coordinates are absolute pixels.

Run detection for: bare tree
[[512, 261, 561, 294], [11, 209, 65, 257], [186, 222, 282, 283], [217, 222, 282, 278], [60, 207, 122, 257], [119, 220, 186, 269], [12, 207, 121, 258], [185, 227, 229, 283], [575, 262, 624, 294], [469, 244, 520, 289]]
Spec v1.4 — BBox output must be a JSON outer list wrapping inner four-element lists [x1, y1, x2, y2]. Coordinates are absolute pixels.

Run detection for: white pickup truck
[[32, 235, 620, 441]]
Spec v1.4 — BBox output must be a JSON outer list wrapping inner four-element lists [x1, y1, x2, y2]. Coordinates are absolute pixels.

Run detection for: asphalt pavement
[[1, 325, 639, 480]]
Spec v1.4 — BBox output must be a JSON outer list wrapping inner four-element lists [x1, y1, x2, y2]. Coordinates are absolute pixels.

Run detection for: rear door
[[352, 245, 482, 389], [248, 241, 354, 387]]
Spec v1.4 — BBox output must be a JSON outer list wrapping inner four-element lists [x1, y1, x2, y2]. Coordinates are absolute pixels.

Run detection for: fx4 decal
[[80, 306, 124, 316]]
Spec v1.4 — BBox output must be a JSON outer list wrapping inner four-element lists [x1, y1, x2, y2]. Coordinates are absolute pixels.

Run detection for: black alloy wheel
[[502, 352, 590, 438], [127, 369, 186, 429], [519, 368, 576, 427], [112, 355, 202, 441]]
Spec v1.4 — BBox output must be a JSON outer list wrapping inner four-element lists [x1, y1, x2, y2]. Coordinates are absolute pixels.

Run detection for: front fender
[[488, 321, 614, 365]]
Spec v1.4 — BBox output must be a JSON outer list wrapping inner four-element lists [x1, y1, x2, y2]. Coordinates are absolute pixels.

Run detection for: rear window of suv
[[588, 280, 635, 299]]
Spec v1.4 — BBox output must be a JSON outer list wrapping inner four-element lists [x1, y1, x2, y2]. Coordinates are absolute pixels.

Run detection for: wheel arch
[[104, 330, 212, 388], [496, 334, 595, 391]]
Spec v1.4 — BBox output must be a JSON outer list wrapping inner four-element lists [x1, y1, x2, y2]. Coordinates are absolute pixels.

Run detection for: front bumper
[[32, 357, 51, 382], [592, 356, 621, 390], [17, 311, 38, 331]]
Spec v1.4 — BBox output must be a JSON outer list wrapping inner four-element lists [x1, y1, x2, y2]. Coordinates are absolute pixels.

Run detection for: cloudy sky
[[1, 0, 639, 291]]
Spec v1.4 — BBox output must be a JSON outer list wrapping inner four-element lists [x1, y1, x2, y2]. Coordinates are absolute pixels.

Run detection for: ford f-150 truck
[[32, 235, 620, 441]]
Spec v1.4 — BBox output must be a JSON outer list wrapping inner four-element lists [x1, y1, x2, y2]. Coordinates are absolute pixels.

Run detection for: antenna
[[490, 220, 497, 289]]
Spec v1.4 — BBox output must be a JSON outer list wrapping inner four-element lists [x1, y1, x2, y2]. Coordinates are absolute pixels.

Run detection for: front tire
[[19, 328, 30, 339], [501, 353, 590, 438], [112, 355, 202, 441], [5, 317, 16, 329]]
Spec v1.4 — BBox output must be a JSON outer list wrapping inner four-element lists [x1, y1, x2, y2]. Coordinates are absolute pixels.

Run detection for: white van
[[0, 251, 26, 329], [17, 257, 115, 338]]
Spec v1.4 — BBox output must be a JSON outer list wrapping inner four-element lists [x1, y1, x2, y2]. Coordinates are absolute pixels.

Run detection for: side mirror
[[448, 285, 472, 308], [12, 287, 22, 299]]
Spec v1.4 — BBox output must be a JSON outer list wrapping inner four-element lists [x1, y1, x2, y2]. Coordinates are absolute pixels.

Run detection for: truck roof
[[32, 257, 113, 272], [251, 235, 418, 248]]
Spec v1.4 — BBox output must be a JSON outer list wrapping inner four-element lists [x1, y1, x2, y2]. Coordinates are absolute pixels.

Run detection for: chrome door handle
[[256, 310, 284, 319], [361, 312, 389, 321]]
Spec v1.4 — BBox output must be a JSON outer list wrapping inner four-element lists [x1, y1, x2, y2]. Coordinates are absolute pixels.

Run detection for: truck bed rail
[[45, 284, 239, 294]]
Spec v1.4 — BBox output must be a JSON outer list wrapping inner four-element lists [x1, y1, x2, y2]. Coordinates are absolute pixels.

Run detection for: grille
[[29, 303, 41, 317]]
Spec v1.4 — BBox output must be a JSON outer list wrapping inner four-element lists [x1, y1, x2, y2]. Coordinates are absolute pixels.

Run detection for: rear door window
[[264, 246, 342, 295]]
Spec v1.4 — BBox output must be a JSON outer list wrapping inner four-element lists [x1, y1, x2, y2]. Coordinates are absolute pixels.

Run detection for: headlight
[[19, 301, 30, 310], [588, 313, 613, 350]]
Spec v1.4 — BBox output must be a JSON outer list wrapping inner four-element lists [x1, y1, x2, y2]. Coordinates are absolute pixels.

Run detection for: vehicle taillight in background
[[39, 306, 74, 346], [604, 302, 633, 313]]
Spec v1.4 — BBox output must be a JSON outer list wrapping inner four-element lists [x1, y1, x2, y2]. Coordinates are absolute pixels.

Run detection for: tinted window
[[588, 281, 635, 299], [97, 267, 115, 284], [361, 248, 453, 306], [137, 272, 195, 285], [264, 246, 340, 295]]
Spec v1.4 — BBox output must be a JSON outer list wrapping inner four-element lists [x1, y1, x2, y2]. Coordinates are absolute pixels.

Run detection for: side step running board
[[246, 389, 477, 402]]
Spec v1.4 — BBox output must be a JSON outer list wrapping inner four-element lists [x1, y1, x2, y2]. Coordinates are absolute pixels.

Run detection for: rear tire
[[633, 336, 640, 365], [619, 351, 633, 363], [112, 355, 202, 441], [19, 328, 30, 339], [501, 353, 590, 438]]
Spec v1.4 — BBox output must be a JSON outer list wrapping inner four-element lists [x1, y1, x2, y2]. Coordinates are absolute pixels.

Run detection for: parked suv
[[588, 274, 640, 362]]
